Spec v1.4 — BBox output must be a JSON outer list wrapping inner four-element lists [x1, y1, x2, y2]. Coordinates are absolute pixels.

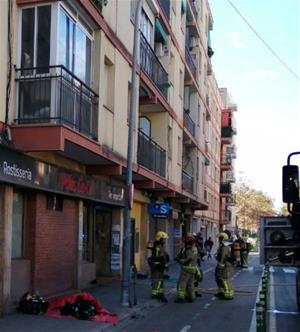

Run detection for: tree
[[234, 181, 276, 232]]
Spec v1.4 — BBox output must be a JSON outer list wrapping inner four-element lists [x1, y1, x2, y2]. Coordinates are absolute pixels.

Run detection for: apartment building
[[0, 0, 234, 314], [219, 87, 238, 232]]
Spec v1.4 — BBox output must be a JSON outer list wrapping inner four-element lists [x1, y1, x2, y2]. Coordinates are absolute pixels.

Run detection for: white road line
[[249, 271, 263, 332], [268, 309, 299, 315], [203, 303, 211, 309], [269, 272, 277, 332], [179, 325, 191, 332]]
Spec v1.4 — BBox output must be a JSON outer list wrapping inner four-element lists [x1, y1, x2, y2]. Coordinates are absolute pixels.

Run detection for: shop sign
[[148, 202, 170, 219], [0, 145, 125, 206]]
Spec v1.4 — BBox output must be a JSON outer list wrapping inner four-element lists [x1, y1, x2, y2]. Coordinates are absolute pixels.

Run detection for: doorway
[[94, 209, 112, 277]]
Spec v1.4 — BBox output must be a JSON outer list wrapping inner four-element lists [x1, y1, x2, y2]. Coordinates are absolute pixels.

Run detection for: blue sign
[[148, 202, 170, 219]]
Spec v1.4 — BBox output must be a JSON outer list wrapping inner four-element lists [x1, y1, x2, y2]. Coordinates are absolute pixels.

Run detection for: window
[[168, 125, 172, 159], [21, 6, 51, 73], [141, 10, 153, 46], [177, 136, 182, 165], [139, 116, 151, 136], [103, 57, 115, 110], [179, 69, 184, 99], [58, 8, 92, 84], [184, 86, 190, 111], [12, 191, 24, 258]]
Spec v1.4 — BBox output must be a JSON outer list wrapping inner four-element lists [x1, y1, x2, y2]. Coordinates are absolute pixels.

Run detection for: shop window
[[12, 191, 24, 258], [47, 194, 63, 211]]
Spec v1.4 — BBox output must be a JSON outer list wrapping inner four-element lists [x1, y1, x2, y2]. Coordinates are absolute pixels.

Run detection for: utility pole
[[121, 0, 142, 307]]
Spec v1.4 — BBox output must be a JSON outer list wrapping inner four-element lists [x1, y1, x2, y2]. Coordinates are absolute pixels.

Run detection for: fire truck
[[260, 152, 300, 309]]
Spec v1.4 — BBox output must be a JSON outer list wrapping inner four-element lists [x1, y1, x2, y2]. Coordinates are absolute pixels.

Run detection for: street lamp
[[120, 0, 142, 307]]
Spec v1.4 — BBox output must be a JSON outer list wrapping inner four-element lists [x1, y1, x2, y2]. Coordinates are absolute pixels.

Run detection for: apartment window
[[197, 104, 201, 126], [58, 8, 92, 84], [168, 126, 173, 159], [141, 10, 153, 46], [199, 51, 202, 75], [103, 57, 115, 111], [177, 136, 182, 165], [21, 6, 51, 73], [12, 191, 24, 258], [139, 116, 151, 136], [184, 86, 190, 111], [179, 69, 184, 99]]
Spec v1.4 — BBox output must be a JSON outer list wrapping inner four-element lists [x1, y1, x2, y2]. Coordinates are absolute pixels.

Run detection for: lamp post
[[120, 0, 142, 307]]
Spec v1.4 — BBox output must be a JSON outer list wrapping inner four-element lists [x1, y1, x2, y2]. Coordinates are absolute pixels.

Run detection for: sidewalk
[[0, 259, 216, 332]]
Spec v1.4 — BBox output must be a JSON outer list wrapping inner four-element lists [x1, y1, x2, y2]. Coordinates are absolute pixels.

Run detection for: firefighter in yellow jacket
[[147, 231, 169, 302], [174, 234, 199, 303], [215, 232, 234, 300]]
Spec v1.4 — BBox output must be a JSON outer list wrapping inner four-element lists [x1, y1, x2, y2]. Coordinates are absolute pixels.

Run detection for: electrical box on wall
[[260, 216, 300, 267]]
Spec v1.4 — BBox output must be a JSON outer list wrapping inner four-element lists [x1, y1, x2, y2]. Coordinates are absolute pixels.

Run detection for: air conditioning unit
[[155, 42, 164, 57], [189, 37, 197, 49]]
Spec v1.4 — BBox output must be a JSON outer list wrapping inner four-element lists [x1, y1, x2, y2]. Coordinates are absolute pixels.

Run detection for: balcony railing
[[158, 0, 170, 20], [220, 182, 231, 194], [138, 129, 166, 177], [184, 112, 196, 137], [140, 34, 168, 99], [221, 154, 232, 166], [15, 65, 99, 140], [222, 209, 232, 222], [185, 47, 197, 79], [182, 170, 194, 193]]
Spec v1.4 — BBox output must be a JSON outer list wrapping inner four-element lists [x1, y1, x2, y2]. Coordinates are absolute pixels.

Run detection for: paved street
[[1, 253, 299, 332]]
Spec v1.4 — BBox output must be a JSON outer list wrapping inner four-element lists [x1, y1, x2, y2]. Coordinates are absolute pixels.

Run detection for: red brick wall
[[33, 193, 78, 296]]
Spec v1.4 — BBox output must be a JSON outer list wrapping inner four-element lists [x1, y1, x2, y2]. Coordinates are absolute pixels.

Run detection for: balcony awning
[[155, 19, 168, 44]]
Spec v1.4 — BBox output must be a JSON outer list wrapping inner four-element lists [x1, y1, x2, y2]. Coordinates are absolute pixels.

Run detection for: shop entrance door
[[95, 209, 112, 277]]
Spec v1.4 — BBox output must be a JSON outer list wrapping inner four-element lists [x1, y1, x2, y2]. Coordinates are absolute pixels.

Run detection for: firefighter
[[148, 231, 169, 302], [240, 237, 251, 268], [174, 234, 199, 303], [215, 232, 234, 300]]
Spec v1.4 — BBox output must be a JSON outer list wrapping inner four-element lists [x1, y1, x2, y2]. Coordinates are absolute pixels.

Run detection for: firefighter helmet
[[155, 231, 168, 241], [218, 232, 229, 241], [185, 235, 196, 245]]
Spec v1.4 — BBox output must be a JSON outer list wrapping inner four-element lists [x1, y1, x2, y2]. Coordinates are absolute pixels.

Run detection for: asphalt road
[[112, 254, 300, 332]]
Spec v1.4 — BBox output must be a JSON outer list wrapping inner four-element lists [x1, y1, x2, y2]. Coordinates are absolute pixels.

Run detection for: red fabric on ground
[[46, 292, 118, 324]]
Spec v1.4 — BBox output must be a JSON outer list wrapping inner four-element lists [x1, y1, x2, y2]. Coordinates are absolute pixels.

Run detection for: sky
[[209, 0, 300, 210]]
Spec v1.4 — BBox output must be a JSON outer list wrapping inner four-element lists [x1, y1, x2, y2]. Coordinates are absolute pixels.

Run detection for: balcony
[[184, 111, 196, 137], [138, 129, 166, 177], [157, 0, 170, 20], [220, 182, 231, 194], [15, 65, 98, 140], [226, 196, 236, 206], [140, 34, 168, 99], [221, 154, 233, 166], [182, 170, 194, 193], [185, 47, 197, 80]]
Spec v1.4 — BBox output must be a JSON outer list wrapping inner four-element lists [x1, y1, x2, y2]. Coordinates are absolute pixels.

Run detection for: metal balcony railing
[[221, 209, 232, 222], [140, 34, 168, 99], [15, 65, 99, 140], [138, 129, 166, 177], [184, 112, 196, 137], [185, 47, 197, 79], [157, 0, 170, 20], [221, 154, 233, 166], [220, 182, 231, 194], [182, 170, 194, 193]]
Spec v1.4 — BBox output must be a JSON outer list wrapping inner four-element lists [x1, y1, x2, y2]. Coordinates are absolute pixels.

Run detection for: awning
[[155, 19, 168, 45]]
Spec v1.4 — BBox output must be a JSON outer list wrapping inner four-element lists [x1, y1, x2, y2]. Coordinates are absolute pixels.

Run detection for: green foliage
[[235, 180, 276, 231]]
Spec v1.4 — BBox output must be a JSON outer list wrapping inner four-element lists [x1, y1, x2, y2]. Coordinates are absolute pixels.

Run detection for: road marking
[[268, 309, 299, 315], [192, 313, 201, 320], [179, 325, 191, 332], [249, 271, 263, 332], [203, 303, 211, 309], [269, 270, 277, 332], [283, 268, 296, 274]]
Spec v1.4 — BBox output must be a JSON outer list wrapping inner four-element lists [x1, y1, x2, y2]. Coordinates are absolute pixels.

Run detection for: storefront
[[0, 145, 125, 313]]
